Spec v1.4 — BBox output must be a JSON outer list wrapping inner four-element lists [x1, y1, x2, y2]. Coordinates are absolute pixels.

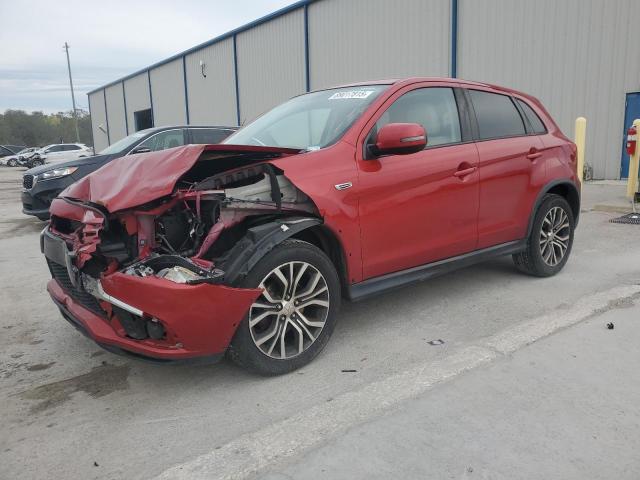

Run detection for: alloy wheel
[[539, 206, 570, 266], [248, 261, 330, 359]]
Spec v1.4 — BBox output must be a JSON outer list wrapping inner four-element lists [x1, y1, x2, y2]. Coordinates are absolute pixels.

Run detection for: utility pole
[[63, 42, 80, 142]]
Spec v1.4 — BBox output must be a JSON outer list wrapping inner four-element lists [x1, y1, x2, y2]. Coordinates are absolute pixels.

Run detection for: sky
[[0, 0, 296, 113]]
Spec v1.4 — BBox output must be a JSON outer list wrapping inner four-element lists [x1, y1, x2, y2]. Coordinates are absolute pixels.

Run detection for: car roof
[[149, 125, 238, 131], [318, 77, 530, 98], [41, 143, 82, 147]]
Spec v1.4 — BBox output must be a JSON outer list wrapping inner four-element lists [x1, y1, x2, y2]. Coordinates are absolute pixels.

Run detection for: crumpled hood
[[56, 144, 300, 213]]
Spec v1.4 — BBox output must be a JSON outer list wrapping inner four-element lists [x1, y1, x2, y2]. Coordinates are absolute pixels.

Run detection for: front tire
[[228, 239, 341, 375], [513, 194, 575, 277], [31, 159, 43, 167]]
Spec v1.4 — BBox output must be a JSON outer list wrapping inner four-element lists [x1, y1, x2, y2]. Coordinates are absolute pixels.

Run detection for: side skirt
[[347, 240, 526, 302]]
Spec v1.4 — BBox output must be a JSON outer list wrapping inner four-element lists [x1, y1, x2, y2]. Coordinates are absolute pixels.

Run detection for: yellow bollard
[[626, 119, 640, 200], [574, 117, 586, 186]]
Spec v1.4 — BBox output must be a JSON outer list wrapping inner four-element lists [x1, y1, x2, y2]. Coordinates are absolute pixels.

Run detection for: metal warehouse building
[[88, 0, 640, 180]]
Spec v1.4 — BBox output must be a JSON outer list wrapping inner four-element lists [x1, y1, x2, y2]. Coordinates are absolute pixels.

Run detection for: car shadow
[[113, 255, 529, 384]]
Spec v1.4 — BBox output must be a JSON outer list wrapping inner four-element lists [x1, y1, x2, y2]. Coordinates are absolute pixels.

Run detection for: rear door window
[[138, 130, 185, 151], [516, 99, 547, 134], [189, 128, 233, 145], [375, 87, 462, 147], [468, 90, 526, 140]]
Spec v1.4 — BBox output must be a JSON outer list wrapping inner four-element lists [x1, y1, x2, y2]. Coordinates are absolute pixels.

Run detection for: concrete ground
[[257, 301, 640, 480], [0, 166, 639, 480], [587, 180, 638, 214]]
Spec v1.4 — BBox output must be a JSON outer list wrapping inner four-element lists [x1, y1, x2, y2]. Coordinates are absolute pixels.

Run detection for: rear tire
[[228, 239, 341, 375], [7, 159, 17, 167], [513, 194, 574, 277]]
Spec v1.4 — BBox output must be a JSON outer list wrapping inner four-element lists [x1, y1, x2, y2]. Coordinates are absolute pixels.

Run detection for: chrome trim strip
[[82, 275, 144, 317]]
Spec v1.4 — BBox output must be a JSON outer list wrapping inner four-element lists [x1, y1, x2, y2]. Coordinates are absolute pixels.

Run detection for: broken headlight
[[124, 255, 224, 285]]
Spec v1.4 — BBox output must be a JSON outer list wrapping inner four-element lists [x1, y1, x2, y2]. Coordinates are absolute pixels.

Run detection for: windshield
[[224, 85, 389, 150], [98, 129, 156, 155]]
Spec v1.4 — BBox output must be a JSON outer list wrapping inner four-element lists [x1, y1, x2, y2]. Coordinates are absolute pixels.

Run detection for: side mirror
[[373, 123, 427, 156], [131, 146, 152, 154]]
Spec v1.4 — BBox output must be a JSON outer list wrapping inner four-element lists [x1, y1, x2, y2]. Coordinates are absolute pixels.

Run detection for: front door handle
[[453, 166, 477, 178]]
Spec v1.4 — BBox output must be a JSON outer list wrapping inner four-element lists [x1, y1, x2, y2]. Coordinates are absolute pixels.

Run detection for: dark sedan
[[22, 125, 236, 220]]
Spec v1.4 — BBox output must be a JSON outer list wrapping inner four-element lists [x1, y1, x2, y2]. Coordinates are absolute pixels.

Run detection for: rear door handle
[[453, 166, 477, 178], [526, 148, 543, 160]]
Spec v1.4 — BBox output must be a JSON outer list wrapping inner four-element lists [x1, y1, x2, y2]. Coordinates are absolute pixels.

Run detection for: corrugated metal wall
[[185, 38, 237, 126], [90, 0, 640, 178], [236, 9, 306, 123], [104, 83, 127, 143], [149, 59, 187, 126], [123, 73, 151, 132], [458, 0, 640, 180], [308, 0, 450, 90], [88, 91, 108, 152]]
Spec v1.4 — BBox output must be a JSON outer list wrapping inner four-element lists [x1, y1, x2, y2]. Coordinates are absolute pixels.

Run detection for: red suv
[[42, 78, 579, 374]]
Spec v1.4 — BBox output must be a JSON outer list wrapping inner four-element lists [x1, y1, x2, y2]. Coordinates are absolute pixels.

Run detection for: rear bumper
[[47, 274, 261, 363]]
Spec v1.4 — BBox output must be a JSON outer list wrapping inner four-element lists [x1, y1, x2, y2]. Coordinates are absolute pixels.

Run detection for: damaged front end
[[42, 145, 321, 362]]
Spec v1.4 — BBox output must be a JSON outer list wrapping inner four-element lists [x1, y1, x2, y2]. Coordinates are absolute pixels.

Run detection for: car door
[[61, 144, 81, 161], [356, 84, 480, 279], [43, 145, 65, 163], [466, 89, 547, 249]]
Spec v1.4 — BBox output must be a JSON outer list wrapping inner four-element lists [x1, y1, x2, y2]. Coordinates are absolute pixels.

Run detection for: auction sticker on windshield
[[328, 90, 374, 100]]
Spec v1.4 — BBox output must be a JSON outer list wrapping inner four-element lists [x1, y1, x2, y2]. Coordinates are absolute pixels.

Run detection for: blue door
[[621, 92, 640, 178]]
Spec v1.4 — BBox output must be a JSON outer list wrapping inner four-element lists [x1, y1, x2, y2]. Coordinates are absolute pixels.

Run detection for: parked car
[[22, 126, 236, 220], [0, 147, 38, 167], [1, 144, 26, 154], [0, 145, 26, 164], [41, 78, 580, 374], [24, 143, 93, 168]]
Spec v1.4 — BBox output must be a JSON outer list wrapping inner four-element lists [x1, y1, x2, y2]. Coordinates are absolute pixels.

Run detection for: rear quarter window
[[468, 90, 526, 140], [516, 99, 547, 134]]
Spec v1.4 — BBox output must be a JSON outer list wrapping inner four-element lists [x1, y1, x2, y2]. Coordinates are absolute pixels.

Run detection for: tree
[[0, 109, 93, 147]]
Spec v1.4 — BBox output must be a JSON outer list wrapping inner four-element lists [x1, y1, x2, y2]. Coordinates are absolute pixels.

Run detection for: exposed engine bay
[[50, 160, 318, 286], [44, 146, 325, 346]]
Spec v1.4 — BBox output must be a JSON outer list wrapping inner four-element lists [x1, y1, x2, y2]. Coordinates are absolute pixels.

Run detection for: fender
[[526, 179, 581, 237], [220, 216, 322, 286]]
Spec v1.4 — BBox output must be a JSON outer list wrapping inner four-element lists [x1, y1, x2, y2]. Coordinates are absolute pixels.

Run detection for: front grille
[[23, 174, 34, 189], [47, 259, 105, 317]]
